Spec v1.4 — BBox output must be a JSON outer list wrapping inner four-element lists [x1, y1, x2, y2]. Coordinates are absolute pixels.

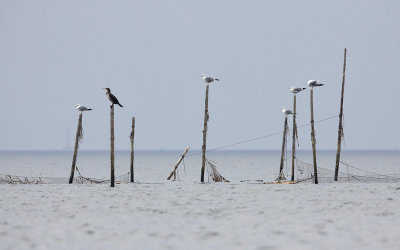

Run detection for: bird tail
[[88, 108, 93, 111], [118, 104, 123, 107], [215, 79, 220, 81]]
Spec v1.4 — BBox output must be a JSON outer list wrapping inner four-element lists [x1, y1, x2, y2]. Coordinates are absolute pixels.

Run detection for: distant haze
[[1, 1, 399, 151]]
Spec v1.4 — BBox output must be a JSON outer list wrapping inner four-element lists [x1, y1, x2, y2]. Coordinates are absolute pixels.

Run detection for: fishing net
[[206, 159, 229, 182], [0, 168, 131, 185], [294, 158, 400, 183]]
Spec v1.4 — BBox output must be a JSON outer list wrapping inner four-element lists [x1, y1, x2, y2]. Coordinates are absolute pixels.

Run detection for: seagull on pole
[[201, 74, 220, 83], [103, 88, 123, 108], [281, 107, 294, 116], [75, 104, 93, 113], [307, 80, 324, 87], [289, 87, 307, 94]]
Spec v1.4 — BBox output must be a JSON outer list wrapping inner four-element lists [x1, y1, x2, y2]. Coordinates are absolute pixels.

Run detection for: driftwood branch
[[167, 146, 190, 180]]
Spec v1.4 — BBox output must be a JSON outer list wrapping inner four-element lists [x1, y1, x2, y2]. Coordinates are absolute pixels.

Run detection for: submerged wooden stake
[[310, 87, 318, 184], [291, 94, 297, 182], [279, 115, 289, 181], [335, 48, 347, 181], [130, 117, 135, 183], [200, 84, 209, 183], [110, 105, 115, 187], [69, 113, 82, 184], [167, 146, 190, 180]]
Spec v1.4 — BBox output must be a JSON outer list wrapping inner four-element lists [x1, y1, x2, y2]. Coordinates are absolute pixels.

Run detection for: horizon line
[[0, 149, 399, 152]]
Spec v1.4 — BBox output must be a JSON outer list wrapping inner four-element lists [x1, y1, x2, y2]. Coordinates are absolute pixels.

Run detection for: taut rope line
[[187, 114, 339, 157]]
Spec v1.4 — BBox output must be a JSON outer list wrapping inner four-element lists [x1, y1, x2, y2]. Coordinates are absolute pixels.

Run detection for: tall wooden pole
[[110, 105, 115, 187], [278, 116, 288, 181], [130, 117, 135, 183], [69, 113, 82, 184], [291, 94, 297, 182], [335, 48, 347, 181], [200, 84, 209, 183], [310, 87, 318, 184]]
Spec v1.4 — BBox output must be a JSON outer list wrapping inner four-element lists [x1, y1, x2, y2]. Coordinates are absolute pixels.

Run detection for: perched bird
[[289, 87, 307, 94], [201, 74, 220, 83], [103, 88, 123, 108], [75, 104, 93, 112], [307, 80, 324, 87], [281, 107, 294, 115]]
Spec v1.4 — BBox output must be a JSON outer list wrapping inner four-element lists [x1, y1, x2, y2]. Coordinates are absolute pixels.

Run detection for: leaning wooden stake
[[130, 117, 135, 183], [291, 94, 297, 182], [69, 113, 83, 184], [278, 116, 289, 181], [200, 84, 209, 183], [167, 146, 190, 180], [335, 48, 347, 181], [310, 87, 318, 184], [110, 105, 115, 187]]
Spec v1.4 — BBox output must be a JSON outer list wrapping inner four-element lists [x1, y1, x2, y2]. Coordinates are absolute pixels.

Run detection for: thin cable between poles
[[187, 114, 339, 157]]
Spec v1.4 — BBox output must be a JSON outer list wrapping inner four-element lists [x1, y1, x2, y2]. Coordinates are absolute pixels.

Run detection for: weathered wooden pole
[[310, 87, 318, 184], [69, 113, 82, 184], [291, 94, 297, 182], [167, 146, 190, 180], [110, 105, 115, 187], [335, 48, 347, 181], [200, 84, 209, 183], [130, 117, 135, 183], [278, 116, 288, 181]]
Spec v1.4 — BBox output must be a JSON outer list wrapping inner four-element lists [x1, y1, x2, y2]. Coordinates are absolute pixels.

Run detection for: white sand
[[1, 182, 399, 250]]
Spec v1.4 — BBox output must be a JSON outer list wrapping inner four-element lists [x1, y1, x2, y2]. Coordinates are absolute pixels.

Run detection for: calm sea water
[[1, 150, 400, 183]]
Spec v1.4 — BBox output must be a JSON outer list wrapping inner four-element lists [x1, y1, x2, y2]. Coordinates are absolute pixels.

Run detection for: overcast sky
[[1, 0, 399, 151]]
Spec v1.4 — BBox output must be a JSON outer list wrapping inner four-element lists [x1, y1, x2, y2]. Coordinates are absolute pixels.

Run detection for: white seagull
[[289, 87, 307, 94], [75, 104, 93, 112], [307, 80, 324, 87], [281, 107, 293, 115], [201, 74, 220, 83]]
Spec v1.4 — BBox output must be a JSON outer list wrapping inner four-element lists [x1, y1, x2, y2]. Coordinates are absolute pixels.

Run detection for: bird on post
[[307, 80, 324, 87], [75, 104, 93, 113], [201, 74, 220, 83], [289, 87, 307, 94], [281, 107, 294, 116], [103, 88, 123, 108]]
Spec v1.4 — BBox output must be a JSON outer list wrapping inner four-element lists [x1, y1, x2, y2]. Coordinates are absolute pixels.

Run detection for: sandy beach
[[1, 182, 399, 250]]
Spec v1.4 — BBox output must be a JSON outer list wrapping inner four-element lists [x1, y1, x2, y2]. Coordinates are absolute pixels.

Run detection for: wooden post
[[167, 146, 190, 180], [110, 105, 115, 187], [335, 48, 347, 181], [130, 117, 135, 183], [278, 116, 288, 181], [69, 113, 82, 184], [310, 87, 318, 184], [200, 84, 209, 183], [291, 94, 297, 182]]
